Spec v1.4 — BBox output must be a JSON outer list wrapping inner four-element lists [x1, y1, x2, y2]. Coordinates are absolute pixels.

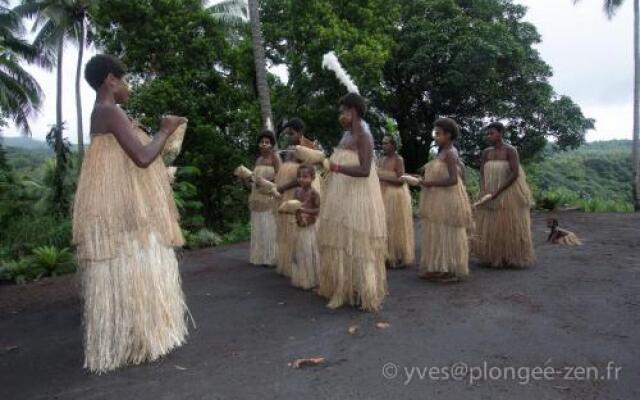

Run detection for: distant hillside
[[527, 139, 633, 204], [1, 136, 52, 152]]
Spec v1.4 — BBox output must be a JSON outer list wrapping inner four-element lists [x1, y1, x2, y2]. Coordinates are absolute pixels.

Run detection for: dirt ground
[[1, 212, 639, 400]]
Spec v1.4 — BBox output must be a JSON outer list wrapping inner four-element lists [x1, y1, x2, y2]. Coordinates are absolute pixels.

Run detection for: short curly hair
[[256, 129, 276, 146], [433, 118, 460, 141], [84, 54, 127, 91], [339, 93, 367, 117]]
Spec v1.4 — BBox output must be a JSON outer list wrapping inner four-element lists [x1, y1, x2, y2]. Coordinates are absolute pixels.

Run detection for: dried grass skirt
[[317, 149, 387, 312], [419, 220, 469, 277], [473, 161, 535, 268], [250, 210, 277, 265], [381, 184, 415, 267], [291, 225, 320, 289], [81, 233, 189, 374]]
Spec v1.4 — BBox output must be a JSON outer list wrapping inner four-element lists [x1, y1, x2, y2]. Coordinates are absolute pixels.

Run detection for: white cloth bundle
[[400, 175, 421, 187], [278, 199, 302, 214], [234, 165, 253, 180], [295, 145, 326, 165], [256, 177, 281, 199]]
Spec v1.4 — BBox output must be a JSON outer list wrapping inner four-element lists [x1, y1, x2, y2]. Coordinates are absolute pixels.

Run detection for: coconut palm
[[14, 0, 91, 159], [575, 0, 639, 210], [210, 0, 273, 131], [0, 0, 49, 134]]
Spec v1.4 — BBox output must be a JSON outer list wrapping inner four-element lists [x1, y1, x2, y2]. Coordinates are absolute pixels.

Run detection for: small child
[[547, 218, 582, 246], [291, 164, 321, 289]]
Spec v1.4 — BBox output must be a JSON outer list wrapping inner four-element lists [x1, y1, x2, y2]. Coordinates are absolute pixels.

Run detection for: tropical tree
[[575, 0, 640, 210], [247, 0, 272, 131], [0, 0, 49, 134], [14, 0, 91, 159], [209, 0, 272, 131]]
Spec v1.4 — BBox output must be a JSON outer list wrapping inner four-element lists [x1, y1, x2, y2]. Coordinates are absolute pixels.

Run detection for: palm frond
[[209, 0, 248, 25], [31, 19, 63, 63], [603, 0, 625, 18], [573, 0, 626, 19], [0, 66, 42, 134]]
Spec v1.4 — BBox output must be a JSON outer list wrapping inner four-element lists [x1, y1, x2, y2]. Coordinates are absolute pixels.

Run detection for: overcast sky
[[4, 0, 636, 143]]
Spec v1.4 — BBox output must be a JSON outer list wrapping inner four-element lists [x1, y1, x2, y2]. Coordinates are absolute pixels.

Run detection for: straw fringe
[[317, 149, 387, 312], [419, 220, 469, 277], [73, 129, 184, 262], [419, 160, 473, 228], [275, 161, 300, 277], [473, 161, 535, 268], [418, 160, 472, 276], [250, 210, 277, 265], [81, 233, 189, 374], [381, 183, 415, 267], [291, 225, 320, 289]]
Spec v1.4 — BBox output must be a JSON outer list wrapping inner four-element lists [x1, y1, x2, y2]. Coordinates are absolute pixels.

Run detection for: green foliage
[[0, 245, 75, 283], [0, 2, 48, 134], [263, 0, 401, 145], [528, 140, 633, 212], [0, 258, 45, 284], [221, 221, 251, 244], [379, 0, 594, 171], [91, 0, 255, 231], [185, 228, 223, 250], [30, 245, 76, 276]]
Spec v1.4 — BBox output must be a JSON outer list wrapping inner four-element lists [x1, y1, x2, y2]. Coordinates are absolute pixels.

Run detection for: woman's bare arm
[[96, 105, 184, 168]]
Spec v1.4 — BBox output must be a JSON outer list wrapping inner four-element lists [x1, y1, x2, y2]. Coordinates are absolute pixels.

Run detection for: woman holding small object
[[246, 130, 280, 267], [378, 135, 415, 268], [73, 55, 189, 373], [419, 118, 473, 282]]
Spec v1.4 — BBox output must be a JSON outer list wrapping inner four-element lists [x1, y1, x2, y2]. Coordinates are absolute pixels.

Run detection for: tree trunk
[[56, 36, 64, 134], [633, 0, 640, 210], [54, 35, 67, 215], [247, 0, 273, 131], [75, 17, 85, 161]]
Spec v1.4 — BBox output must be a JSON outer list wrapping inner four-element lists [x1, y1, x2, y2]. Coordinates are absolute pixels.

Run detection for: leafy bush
[[0, 246, 76, 284], [31, 246, 76, 276], [0, 258, 45, 284], [185, 228, 223, 250], [221, 222, 251, 244]]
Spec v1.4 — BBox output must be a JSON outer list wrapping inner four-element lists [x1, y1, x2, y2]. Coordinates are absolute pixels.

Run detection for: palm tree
[[0, 0, 49, 134], [210, 0, 273, 131], [14, 0, 91, 159], [575, 0, 639, 210], [247, 0, 273, 131]]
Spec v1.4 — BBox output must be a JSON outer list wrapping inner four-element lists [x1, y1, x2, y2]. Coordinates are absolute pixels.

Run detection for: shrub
[[185, 228, 223, 249], [221, 222, 251, 244], [31, 246, 76, 276]]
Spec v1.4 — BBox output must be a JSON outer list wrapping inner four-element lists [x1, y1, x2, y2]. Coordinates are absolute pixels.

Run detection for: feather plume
[[322, 51, 360, 94]]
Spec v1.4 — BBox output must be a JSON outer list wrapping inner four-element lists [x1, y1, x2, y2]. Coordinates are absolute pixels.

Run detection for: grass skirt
[[419, 160, 473, 277], [419, 221, 469, 277], [81, 233, 188, 374], [381, 183, 415, 267], [317, 149, 387, 312], [250, 211, 277, 265], [73, 129, 188, 374], [473, 161, 535, 268], [291, 225, 320, 289], [249, 165, 277, 266], [275, 161, 300, 277]]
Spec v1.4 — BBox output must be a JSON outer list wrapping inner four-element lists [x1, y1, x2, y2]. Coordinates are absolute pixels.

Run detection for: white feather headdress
[[322, 51, 360, 94]]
